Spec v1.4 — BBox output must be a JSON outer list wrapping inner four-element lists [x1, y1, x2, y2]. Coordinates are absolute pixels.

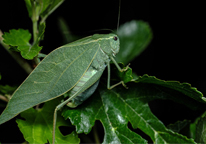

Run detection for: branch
[[0, 94, 9, 102]]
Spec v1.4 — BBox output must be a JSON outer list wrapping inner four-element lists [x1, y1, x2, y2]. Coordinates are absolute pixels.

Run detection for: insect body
[[65, 34, 120, 108], [0, 33, 124, 144], [66, 68, 100, 108]]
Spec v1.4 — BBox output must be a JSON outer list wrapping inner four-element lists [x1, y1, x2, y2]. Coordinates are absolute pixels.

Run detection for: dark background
[[0, 0, 205, 143]]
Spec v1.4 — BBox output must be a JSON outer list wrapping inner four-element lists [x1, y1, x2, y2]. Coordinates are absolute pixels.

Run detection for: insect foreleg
[[110, 56, 129, 72], [106, 61, 127, 89]]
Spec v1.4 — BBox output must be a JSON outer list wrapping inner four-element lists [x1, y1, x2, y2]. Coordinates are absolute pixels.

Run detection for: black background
[[0, 0, 205, 143]]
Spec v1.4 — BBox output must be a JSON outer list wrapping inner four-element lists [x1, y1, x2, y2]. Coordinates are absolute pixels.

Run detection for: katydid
[[0, 33, 126, 143]]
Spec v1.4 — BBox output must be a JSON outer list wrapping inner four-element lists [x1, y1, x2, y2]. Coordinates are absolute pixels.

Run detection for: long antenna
[[117, 0, 121, 32]]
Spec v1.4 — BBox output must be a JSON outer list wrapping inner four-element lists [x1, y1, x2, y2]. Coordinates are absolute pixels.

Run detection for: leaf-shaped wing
[[0, 36, 100, 125]]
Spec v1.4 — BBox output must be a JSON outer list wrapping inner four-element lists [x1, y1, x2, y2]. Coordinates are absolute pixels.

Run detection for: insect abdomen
[[66, 67, 99, 108]]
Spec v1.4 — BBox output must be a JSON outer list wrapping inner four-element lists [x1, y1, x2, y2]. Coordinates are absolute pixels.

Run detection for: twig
[[0, 30, 33, 74], [0, 94, 9, 102]]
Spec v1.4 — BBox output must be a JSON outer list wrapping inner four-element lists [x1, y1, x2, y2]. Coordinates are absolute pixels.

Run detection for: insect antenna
[[117, 0, 121, 33]]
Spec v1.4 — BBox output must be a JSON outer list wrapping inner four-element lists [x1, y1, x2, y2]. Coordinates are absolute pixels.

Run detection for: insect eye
[[113, 36, 118, 41]]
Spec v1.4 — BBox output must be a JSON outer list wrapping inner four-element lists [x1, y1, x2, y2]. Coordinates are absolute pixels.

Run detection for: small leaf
[[37, 22, 46, 42], [116, 20, 152, 64], [41, 0, 52, 14], [40, 0, 64, 21], [195, 115, 206, 143], [190, 111, 206, 140], [16, 98, 80, 144], [3, 29, 31, 46], [24, 0, 32, 17], [2, 29, 42, 59], [0, 85, 17, 95], [167, 120, 191, 133], [18, 43, 42, 60]]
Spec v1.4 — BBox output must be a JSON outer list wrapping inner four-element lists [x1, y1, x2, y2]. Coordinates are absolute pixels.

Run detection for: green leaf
[[40, 0, 64, 21], [136, 74, 206, 110], [167, 120, 191, 133], [2, 29, 42, 59], [24, 0, 32, 17], [0, 85, 17, 95], [16, 98, 80, 144], [111, 63, 133, 84], [37, 22, 46, 42], [18, 43, 42, 60], [3, 29, 31, 47], [195, 115, 206, 143], [62, 81, 197, 143], [41, 0, 52, 14], [116, 20, 152, 64]]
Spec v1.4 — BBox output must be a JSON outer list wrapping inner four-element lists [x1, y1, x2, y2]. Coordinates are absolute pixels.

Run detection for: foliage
[[0, 0, 206, 144]]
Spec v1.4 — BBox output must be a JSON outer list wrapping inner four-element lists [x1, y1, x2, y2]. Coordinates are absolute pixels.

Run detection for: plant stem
[[33, 19, 38, 43], [31, 1, 40, 65], [0, 94, 9, 102]]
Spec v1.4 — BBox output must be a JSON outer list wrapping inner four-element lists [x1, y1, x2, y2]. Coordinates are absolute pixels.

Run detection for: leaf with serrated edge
[[16, 98, 80, 144], [195, 115, 206, 143], [3, 29, 31, 46], [137, 74, 206, 110], [63, 82, 196, 143], [2, 29, 42, 59]]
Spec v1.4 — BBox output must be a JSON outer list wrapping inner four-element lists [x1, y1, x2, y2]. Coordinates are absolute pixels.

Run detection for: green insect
[[0, 33, 126, 144]]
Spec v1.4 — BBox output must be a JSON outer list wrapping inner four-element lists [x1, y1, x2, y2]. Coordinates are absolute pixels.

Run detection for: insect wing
[[0, 37, 100, 125]]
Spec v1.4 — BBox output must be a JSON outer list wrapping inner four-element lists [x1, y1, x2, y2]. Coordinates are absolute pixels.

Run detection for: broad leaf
[[167, 120, 191, 133], [116, 20, 152, 64], [62, 80, 202, 143], [195, 115, 206, 143], [2, 29, 42, 59], [16, 98, 80, 144], [137, 75, 206, 110]]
